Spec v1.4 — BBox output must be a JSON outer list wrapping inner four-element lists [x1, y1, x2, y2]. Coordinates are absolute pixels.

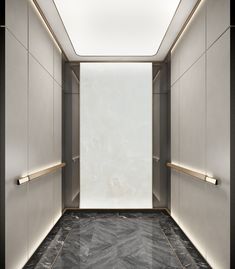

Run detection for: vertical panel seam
[[178, 77, 181, 220], [26, 0, 30, 263], [230, 8, 234, 267], [0, 1, 5, 265], [204, 1, 208, 261], [152, 64, 154, 208], [177, 42, 181, 219], [53, 45, 55, 225]]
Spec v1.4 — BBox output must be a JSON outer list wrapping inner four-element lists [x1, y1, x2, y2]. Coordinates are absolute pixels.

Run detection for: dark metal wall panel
[[166, 54, 171, 210], [0, 13, 5, 269], [153, 93, 160, 202], [62, 63, 80, 208], [152, 60, 170, 208], [159, 92, 169, 207], [0, 0, 5, 26], [63, 91, 73, 207], [231, 0, 235, 26]]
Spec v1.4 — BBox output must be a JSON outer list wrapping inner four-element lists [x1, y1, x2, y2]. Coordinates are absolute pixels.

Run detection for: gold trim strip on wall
[[166, 163, 218, 185], [17, 163, 66, 185]]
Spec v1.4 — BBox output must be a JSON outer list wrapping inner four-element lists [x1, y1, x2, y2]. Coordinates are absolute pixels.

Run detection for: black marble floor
[[24, 210, 211, 269]]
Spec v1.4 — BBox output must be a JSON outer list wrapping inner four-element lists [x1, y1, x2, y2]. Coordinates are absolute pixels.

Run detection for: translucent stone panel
[[80, 63, 152, 208]]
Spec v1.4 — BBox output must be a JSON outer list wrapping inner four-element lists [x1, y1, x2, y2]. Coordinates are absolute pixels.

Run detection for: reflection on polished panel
[[24, 210, 211, 269]]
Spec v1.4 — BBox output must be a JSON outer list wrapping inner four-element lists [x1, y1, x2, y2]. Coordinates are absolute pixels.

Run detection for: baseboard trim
[[63, 207, 170, 213]]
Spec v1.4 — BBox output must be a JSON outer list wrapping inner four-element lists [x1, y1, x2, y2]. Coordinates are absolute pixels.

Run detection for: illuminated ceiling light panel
[[53, 0, 180, 56]]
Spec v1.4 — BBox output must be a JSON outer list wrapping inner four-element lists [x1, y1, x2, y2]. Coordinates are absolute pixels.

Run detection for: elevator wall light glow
[[31, 0, 61, 52]]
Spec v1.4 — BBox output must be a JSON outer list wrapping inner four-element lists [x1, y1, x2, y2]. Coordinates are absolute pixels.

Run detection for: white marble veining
[[24, 210, 211, 269], [80, 63, 152, 208]]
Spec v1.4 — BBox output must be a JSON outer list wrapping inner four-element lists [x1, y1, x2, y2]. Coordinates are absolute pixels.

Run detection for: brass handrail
[[17, 163, 66, 185], [166, 162, 217, 185]]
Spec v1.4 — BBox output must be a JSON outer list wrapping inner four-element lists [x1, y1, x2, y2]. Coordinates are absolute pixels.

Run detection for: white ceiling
[[35, 0, 199, 62], [53, 0, 180, 57]]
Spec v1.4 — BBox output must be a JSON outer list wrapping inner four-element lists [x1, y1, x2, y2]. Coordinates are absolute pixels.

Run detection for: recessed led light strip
[[17, 163, 66, 185], [166, 162, 218, 185], [170, 0, 203, 53], [31, 0, 64, 56]]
